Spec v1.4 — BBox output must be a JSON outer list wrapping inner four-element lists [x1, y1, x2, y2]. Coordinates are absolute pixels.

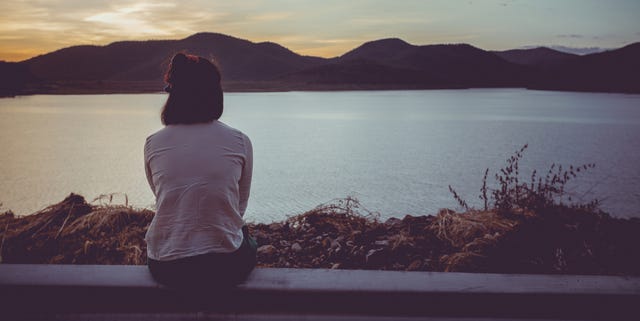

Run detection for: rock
[[365, 248, 386, 266], [83, 240, 93, 254], [291, 242, 302, 252], [322, 237, 332, 248], [257, 244, 277, 256], [268, 223, 282, 231], [331, 263, 341, 269], [330, 240, 341, 249], [374, 240, 389, 247], [252, 230, 270, 245], [385, 217, 403, 227]]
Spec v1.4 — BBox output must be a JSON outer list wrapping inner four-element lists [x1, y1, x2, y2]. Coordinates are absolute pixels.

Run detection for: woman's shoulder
[[146, 121, 250, 145], [145, 126, 171, 143], [144, 125, 189, 150], [215, 121, 250, 139]]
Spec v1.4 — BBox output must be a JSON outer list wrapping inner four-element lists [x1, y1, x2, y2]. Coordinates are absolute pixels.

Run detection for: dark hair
[[161, 53, 223, 125]]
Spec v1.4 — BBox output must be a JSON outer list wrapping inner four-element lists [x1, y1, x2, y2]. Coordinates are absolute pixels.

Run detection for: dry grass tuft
[[430, 209, 521, 271], [0, 194, 153, 265]]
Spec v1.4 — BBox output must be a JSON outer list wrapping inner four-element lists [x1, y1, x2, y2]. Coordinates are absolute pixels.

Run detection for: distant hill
[[283, 39, 528, 88], [529, 42, 640, 93], [493, 47, 577, 66], [0, 61, 34, 96], [1, 32, 638, 95], [25, 32, 325, 83]]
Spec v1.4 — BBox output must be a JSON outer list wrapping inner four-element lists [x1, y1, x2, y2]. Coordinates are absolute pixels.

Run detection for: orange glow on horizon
[[1, 48, 41, 62], [0, 34, 358, 62]]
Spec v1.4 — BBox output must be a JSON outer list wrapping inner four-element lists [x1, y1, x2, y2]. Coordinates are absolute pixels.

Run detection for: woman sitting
[[144, 53, 256, 289]]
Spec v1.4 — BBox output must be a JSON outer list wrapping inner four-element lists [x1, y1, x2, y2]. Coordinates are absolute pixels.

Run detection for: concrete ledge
[[1, 264, 639, 320]]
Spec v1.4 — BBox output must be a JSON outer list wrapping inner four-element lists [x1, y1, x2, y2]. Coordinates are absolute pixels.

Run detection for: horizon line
[[2, 31, 635, 63]]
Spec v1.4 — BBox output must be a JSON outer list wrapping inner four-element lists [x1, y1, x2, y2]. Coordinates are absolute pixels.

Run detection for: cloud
[[0, 0, 246, 60], [547, 46, 609, 55], [82, 2, 230, 38], [557, 34, 584, 39], [1, 0, 637, 61], [83, 3, 177, 36], [247, 12, 293, 22], [499, 0, 517, 7], [350, 17, 427, 26], [556, 34, 607, 41]]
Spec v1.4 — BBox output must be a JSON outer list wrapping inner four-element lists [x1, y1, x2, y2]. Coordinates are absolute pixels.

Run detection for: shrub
[[449, 144, 598, 214]]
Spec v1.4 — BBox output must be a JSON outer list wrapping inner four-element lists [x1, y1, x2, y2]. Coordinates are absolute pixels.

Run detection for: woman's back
[[144, 121, 253, 261], [144, 53, 256, 288]]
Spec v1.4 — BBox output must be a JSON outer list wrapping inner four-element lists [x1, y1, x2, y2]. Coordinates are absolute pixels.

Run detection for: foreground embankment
[[1, 193, 638, 275]]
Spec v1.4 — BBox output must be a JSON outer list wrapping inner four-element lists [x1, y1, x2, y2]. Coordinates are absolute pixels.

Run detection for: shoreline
[[1, 193, 638, 275], [3, 81, 640, 98]]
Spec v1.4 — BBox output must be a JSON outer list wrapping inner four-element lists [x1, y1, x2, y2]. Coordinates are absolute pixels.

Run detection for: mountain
[[529, 42, 640, 93], [2, 32, 638, 95], [282, 39, 528, 88], [0, 61, 35, 96], [493, 47, 577, 66], [25, 32, 325, 83], [339, 38, 414, 61], [7, 32, 330, 94]]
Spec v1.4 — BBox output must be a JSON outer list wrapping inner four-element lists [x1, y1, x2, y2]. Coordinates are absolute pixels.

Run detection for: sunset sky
[[1, 0, 639, 62]]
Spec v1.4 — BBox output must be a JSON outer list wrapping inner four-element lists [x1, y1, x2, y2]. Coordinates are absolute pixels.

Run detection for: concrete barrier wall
[[1, 264, 639, 320]]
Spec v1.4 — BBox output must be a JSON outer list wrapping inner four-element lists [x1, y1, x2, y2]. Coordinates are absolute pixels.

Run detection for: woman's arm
[[144, 137, 157, 198], [238, 134, 253, 217]]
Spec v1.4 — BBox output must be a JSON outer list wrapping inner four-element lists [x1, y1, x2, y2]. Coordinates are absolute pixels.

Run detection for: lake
[[1, 89, 639, 222]]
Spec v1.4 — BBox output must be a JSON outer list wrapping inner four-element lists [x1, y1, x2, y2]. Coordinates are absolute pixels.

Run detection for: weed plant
[[449, 144, 598, 214]]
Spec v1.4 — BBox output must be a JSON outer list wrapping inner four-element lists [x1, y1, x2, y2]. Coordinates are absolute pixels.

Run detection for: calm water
[[1, 89, 639, 222]]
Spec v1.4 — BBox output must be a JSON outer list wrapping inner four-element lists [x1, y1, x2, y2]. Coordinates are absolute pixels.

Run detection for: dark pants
[[148, 226, 257, 289]]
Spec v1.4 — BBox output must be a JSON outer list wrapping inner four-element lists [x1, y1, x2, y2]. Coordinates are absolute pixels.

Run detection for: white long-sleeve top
[[144, 121, 253, 261]]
